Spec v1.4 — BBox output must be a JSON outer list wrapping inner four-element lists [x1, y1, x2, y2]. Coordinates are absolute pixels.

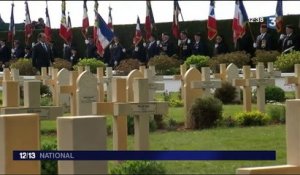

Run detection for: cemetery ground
[[35, 91, 290, 174]]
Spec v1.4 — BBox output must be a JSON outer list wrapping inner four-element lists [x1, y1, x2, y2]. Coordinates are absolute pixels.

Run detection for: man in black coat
[[132, 40, 146, 64], [213, 35, 228, 56], [192, 33, 209, 56], [254, 24, 272, 50], [109, 36, 126, 67], [0, 39, 11, 66], [32, 33, 53, 72], [178, 31, 192, 61], [278, 24, 299, 54], [85, 36, 98, 58], [145, 34, 159, 63], [158, 33, 175, 57], [11, 40, 25, 59]]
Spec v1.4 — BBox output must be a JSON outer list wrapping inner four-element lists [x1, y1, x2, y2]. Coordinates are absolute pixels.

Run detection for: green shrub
[[169, 98, 184, 107], [148, 55, 181, 75], [184, 55, 210, 70], [275, 51, 300, 72], [41, 141, 57, 174], [10, 58, 38, 75], [52, 58, 72, 70], [115, 58, 140, 75], [210, 51, 251, 71], [110, 161, 166, 175], [266, 105, 285, 124], [214, 82, 237, 104], [154, 114, 165, 129], [236, 111, 271, 126], [166, 118, 179, 131], [252, 50, 280, 66], [190, 96, 223, 129], [265, 86, 285, 102], [73, 58, 105, 73], [217, 116, 237, 128]]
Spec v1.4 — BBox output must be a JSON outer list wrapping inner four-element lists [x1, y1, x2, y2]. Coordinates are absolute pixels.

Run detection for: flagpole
[[11, 1, 14, 49], [246, 22, 255, 43]]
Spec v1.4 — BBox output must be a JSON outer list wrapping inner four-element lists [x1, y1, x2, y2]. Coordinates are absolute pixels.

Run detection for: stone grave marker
[[57, 115, 107, 174], [266, 62, 281, 78], [126, 69, 143, 102], [35, 67, 51, 85], [191, 67, 222, 96], [0, 113, 40, 174], [60, 71, 79, 116], [56, 68, 71, 113], [1, 69, 19, 107], [77, 66, 84, 75], [44, 68, 59, 105], [139, 65, 146, 75], [144, 68, 165, 101], [213, 63, 227, 81], [233, 66, 252, 112], [1, 81, 63, 119], [226, 63, 241, 102], [93, 77, 127, 150], [173, 64, 187, 98], [96, 67, 105, 102], [76, 71, 98, 116], [104, 67, 113, 102], [84, 65, 90, 72], [236, 99, 300, 174], [114, 78, 168, 150], [183, 67, 202, 129], [286, 64, 300, 99], [246, 64, 275, 112]]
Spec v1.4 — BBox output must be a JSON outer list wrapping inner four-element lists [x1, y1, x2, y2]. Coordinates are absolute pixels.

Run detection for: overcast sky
[[0, 1, 299, 29]]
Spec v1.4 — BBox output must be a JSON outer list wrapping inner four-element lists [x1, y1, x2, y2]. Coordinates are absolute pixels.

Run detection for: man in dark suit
[[213, 35, 228, 56], [192, 33, 209, 56], [0, 39, 11, 67], [132, 39, 146, 65], [109, 36, 126, 68], [178, 31, 192, 61], [11, 40, 25, 59], [32, 33, 53, 72], [158, 32, 175, 57], [145, 34, 159, 63], [278, 24, 299, 54], [254, 24, 272, 50], [85, 36, 98, 58]]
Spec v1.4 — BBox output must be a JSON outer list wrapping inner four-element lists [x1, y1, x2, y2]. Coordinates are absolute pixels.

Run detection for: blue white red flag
[[232, 0, 249, 43], [8, 3, 15, 42], [207, 0, 217, 40], [275, 0, 283, 33], [45, 0, 52, 42], [94, 12, 114, 56]]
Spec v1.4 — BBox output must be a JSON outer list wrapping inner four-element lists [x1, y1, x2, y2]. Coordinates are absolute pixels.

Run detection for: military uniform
[[178, 38, 192, 60]]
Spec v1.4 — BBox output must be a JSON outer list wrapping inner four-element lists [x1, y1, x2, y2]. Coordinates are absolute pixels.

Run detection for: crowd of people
[[0, 23, 299, 73]]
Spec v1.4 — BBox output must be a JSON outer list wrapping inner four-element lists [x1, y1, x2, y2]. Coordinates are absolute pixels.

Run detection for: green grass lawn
[[41, 104, 287, 174]]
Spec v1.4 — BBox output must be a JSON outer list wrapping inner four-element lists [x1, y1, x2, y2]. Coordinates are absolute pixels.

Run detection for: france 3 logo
[[266, 16, 277, 30]]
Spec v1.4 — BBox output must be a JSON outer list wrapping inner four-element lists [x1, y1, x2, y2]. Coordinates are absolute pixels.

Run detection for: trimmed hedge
[[1, 14, 300, 60]]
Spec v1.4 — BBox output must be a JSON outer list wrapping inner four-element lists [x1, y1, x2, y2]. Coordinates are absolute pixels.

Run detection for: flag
[[207, 0, 217, 40], [24, 0, 33, 43], [232, 0, 249, 43], [145, 0, 155, 40], [172, 0, 182, 39], [59, 0, 72, 43], [93, 0, 99, 43], [133, 16, 142, 45], [275, 0, 283, 33], [67, 12, 72, 41], [8, 3, 15, 42], [108, 5, 113, 31], [94, 12, 114, 56], [44, 0, 52, 42], [82, 0, 89, 38]]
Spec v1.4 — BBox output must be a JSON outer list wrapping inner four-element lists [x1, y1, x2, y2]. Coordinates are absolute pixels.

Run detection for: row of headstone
[[0, 72, 169, 174]]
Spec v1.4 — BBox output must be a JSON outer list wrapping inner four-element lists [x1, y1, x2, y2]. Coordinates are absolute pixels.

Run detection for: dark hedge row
[[1, 14, 300, 59]]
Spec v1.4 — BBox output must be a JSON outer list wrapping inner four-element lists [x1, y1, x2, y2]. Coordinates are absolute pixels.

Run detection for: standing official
[[32, 33, 53, 72], [177, 31, 192, 61], [253, 24, 272, 50], [278, 25, 299, 54], [85, 36, 98, 58], [145, 34, 159, 63], [109, 36, 126, 68], [213, 35, 228, 56], [11, 40, 25, 59], [158, 33, 175, 57], [192, 33, 209, 56], [0, 39, 11, 67]]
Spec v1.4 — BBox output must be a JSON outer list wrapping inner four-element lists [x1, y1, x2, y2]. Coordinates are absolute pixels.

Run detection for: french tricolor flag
[[94, 12, 114, 56], [207, 0, 217, 40], [232, 0, 248, 43], [82, 0, 89, 38]]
